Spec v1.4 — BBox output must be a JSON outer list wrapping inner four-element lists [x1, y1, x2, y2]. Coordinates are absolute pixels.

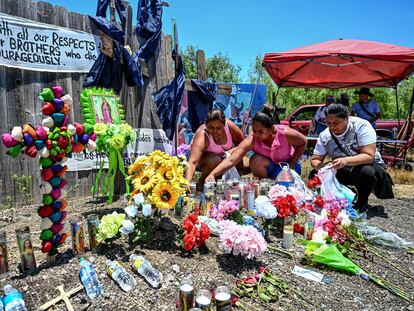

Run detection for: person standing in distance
[[351, 88, 380, 128]]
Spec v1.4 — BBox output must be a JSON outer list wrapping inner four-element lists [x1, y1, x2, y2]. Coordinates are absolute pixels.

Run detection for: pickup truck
[[280, 104, 402, 139]]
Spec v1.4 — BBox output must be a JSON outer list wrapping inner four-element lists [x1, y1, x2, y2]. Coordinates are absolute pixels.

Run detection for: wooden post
[[196, 50, 206, 81], [172, 18, 179, 153]]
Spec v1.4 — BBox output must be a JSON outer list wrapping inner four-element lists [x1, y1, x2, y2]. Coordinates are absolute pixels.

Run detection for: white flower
[[142, 204, 152, 217], [338, 210, 351, 226], [312, 229, 329, 243], [133, 193, 145, 205], [119, 219, 134, 235], [124, 205, 138, 218]]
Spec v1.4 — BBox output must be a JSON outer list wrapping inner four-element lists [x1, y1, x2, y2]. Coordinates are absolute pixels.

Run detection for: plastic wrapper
[[300, 240, 362, 275], [317, 166, 355, 203]]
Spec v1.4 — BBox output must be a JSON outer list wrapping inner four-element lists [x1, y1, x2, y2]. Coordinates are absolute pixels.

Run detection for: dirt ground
[[0, 185, 413, 311]]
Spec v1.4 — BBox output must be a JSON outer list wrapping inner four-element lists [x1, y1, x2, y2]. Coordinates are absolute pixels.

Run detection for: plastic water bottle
[[275, 164, 294, 188], [0, 296, 4, 311], [130, 254, 162, 288], [79, 258, 104, 299], [106, 260, 136, 292], [3, 285, 27, 311]]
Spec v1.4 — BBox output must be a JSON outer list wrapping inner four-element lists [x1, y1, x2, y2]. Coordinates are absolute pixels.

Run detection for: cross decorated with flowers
[[1, 86, 96, 256]]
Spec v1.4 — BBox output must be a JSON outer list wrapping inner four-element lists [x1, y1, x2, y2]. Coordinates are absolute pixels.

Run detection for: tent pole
[[241, 72, 261, 135], [395, 86, 401, 128], [407, 82, 414, 139]]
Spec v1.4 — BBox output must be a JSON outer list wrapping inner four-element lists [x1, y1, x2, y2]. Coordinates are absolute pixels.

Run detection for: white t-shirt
[[313, 116, 384, 165]]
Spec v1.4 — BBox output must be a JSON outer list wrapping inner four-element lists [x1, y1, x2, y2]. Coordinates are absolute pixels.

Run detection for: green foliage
[[248, 54, 414, 119], [12, 174, 32, 205], [181, 45, 241, 83]]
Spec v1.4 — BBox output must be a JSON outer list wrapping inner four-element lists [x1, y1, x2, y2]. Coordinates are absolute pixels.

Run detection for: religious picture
[[16, 233, 36, 272], [91, 94, 121, 124], [0, 242, 9, 276]]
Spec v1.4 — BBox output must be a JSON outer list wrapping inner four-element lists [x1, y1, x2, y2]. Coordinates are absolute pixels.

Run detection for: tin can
[[178, 277, 194, 311], [16, 227, 36, 272], [87, 214, 99, 252], [71, 217, 85, 256], [247, 190, 255, 215], [215, 285, 231, 311], [0, 232, 9, 278]]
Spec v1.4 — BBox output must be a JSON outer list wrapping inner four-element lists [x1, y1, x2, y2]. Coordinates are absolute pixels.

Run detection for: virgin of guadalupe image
[[101, 97, 113, 123]]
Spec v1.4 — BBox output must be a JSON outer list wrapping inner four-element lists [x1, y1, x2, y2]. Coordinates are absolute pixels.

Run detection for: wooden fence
[[0, 0, 174, 204]]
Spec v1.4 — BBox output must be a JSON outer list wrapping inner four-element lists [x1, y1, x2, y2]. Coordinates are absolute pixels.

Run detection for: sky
[[47, 0, 414, 81]]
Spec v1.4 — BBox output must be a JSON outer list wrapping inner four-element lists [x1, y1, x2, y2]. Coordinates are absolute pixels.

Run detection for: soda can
[[0, 232, 9, 278], [87, 214, 99, 252], [247, 190, 255, 215], [16, 227, 36, 272], [71, 217, 85, 256], [178, 277, 194, 311]]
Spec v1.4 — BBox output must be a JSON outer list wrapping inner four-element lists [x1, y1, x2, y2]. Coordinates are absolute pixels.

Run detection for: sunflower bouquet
[[128, 150, 188, 212]]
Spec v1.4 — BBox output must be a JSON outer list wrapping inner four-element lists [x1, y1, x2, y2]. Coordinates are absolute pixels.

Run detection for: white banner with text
[[0, 13, 99, 72], [66, 129, 173, 171]]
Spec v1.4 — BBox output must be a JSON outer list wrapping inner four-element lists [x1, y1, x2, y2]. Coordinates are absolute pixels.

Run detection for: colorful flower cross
[[1, 86, 96, 256]]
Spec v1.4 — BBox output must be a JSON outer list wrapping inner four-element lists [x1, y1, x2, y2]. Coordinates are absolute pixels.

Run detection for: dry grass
[[388, 167, 414, 185]]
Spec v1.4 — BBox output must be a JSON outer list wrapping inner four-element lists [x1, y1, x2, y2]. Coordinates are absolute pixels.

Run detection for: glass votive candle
[[195, 289, 212, 310], [178, 277, 194, 311], [214, 285, 231, 311]]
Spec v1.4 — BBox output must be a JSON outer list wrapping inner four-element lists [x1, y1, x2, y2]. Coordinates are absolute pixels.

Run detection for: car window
[[292, 106, 319, 121]]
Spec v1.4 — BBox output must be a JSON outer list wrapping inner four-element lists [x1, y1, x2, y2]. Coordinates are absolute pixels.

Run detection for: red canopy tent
[[262, 39, 414, 139], [262, 39, 414, 89]]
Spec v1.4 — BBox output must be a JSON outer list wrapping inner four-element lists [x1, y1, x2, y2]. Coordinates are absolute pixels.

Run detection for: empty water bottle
[[106, 260, 136, 292], [130, 254, 162, 288], [3, 285, 27, 311], [275, 164, 294, 188], [79, 258, 104, 299]]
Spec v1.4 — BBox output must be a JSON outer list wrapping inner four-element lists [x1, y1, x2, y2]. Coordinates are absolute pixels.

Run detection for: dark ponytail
[[326, 103, 349, 119], [252, 105, 276, 128]]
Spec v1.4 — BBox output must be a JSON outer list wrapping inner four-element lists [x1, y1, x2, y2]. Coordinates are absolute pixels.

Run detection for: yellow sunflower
[[131, 168, 157, 194], [128, 155, 149, 176], [150, 182, 179, 210]]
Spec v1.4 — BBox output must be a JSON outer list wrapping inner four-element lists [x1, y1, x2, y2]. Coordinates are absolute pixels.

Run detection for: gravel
[[0, 187, 412, 311]]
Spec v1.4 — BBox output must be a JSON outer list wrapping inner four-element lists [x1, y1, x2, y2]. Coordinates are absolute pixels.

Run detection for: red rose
[[314, 195, 325, 208], [330, 207, 339, 218], [199, 223, 211, 241], [182, 219, 195, 233], [244, 276, 257, 284], [188, 213, 198, 224], [293, 223, 305, 234], [258, 266, 270, 274], [183, 233, 196, 251], [231, 294, 239, 306]]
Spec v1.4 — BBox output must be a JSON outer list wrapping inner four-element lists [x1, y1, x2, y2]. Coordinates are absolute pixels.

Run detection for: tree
[[180, 45, 241, 83]]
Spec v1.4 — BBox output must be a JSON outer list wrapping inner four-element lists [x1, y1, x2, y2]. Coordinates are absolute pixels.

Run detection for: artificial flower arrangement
[[209, 199, 243, 223], [96, 211, 126, 243], [180, 213, 211, 251], [128, 150, 189, 211], [219, 220, 267, 259]]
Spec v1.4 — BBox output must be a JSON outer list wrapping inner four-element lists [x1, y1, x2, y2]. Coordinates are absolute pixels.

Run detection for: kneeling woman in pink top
[[206, 105, 307, 181], [186, 109, 247, 188]]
